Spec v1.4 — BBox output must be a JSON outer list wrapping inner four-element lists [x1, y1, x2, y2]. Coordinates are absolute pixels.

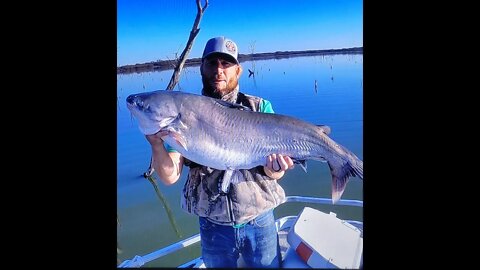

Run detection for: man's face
[[201, 55, 241, 97]]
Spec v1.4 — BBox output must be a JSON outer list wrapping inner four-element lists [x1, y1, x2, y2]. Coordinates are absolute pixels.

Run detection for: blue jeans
[[199, 209, 281, 268]]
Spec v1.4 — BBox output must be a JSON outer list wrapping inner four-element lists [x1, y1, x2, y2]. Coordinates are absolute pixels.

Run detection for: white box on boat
[[286, 207, 363, 269]]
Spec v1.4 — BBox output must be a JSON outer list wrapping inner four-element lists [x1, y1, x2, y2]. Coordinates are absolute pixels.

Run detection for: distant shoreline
[[117, 47, 362, 74]]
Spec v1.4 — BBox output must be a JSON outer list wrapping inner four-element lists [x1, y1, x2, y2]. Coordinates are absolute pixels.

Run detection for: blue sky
[[117, 0, 363, 67]]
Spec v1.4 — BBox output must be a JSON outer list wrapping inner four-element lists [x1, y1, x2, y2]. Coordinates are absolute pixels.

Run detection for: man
[[145, 36, 294, 268]]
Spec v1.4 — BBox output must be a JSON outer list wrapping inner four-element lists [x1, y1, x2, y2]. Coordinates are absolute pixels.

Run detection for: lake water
[[117, 53, 363, 267]]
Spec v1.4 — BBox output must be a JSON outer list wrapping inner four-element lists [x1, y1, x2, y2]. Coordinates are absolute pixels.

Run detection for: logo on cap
[[225, 40, 236, 54]]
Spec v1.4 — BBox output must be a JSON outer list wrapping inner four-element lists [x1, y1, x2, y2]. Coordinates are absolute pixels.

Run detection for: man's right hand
[[145, 130, 184, 185], [145, 130, 169, 148]]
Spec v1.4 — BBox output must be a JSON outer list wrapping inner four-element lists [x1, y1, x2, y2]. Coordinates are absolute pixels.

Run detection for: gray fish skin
[[126, 90, 363, 203]]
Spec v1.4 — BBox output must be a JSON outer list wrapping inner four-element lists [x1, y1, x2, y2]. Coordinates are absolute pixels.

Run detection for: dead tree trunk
[[144, 0, 209, 178], [166, 0, 209, 90]]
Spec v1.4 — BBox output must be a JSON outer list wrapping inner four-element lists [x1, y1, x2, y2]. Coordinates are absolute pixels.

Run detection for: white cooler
[[284, 207, 363, 269]]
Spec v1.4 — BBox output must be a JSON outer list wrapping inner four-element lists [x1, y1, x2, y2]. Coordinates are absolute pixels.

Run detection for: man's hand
[[145, 130, 184, 185], [145, 130, 169, 149], [264, 154, 294, 179]]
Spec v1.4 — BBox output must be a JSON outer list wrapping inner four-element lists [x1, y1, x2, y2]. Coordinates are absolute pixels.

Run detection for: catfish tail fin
[[328, 157, 363, 204]]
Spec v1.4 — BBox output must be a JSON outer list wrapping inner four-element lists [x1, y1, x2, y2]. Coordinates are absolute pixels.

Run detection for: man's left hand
[[264, 154, 294, 179]]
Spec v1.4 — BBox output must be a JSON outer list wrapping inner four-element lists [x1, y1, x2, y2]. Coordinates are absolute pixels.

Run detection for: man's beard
[[201, 75, 239, 99]]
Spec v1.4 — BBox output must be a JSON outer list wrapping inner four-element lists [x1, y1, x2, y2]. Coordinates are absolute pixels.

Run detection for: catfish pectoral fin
[[220, 169, 234, 193], [292, 159, 308, 173], [162, 130, 188, 151]]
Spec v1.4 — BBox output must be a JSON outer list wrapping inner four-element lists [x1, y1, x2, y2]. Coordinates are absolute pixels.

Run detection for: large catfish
[[126, 90, 363, 203]]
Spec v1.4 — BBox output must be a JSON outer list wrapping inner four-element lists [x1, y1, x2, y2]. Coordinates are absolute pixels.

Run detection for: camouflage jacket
[[181, 91, 286, 225]]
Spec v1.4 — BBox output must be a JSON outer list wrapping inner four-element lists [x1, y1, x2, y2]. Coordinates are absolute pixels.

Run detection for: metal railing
[[118, 195, 363, 268]]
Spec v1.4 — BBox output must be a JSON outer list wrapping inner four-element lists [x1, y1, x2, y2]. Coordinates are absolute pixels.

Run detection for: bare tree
[[144, 0, 209, 177], [166, 0, 209, 90]]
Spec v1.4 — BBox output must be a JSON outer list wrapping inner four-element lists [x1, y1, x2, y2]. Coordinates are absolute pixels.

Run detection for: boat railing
[[118, 195, 363, 268]]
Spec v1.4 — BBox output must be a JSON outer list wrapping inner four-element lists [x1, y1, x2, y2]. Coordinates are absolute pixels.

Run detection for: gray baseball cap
[[202, 36, 239, 64]]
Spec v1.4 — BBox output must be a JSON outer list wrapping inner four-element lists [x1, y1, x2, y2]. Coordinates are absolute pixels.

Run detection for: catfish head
[[126, 90, 181, 135]]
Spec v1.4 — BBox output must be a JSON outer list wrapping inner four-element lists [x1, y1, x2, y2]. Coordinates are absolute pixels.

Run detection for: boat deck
[[118, 196, 363, 268]]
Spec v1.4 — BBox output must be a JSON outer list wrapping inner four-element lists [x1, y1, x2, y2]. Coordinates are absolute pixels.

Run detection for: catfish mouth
[[130, 111, 160, 135], [126, 93, 179, 135], [126, 99, 158, 135], [132, 111, 178, 136], [126, 102, 136, 113]]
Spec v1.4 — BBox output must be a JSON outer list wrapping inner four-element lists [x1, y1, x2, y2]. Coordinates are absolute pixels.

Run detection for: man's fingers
[[277, 154, 288, 170], [266, 154, 294, 172], [266, 155, 273, 168], [271, 154, 281, 171], [146, 130, 169, 145], [276, 155, 295, 171], [284, 156, 295, 169]]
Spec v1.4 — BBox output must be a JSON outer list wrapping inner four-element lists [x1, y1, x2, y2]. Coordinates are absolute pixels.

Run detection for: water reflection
[[117, 53, 363, 267], [145, 175, 183, 239]]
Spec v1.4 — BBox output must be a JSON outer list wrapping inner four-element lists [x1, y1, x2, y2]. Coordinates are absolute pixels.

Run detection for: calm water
[[117, 53, 363, 267]]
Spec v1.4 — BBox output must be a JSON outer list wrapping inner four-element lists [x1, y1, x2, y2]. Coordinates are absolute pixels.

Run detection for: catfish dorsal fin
[[316, 125, 331, 135]]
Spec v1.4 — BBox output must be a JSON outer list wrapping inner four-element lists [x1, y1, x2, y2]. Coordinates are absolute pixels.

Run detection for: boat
[[118, 195, 363, 268]]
